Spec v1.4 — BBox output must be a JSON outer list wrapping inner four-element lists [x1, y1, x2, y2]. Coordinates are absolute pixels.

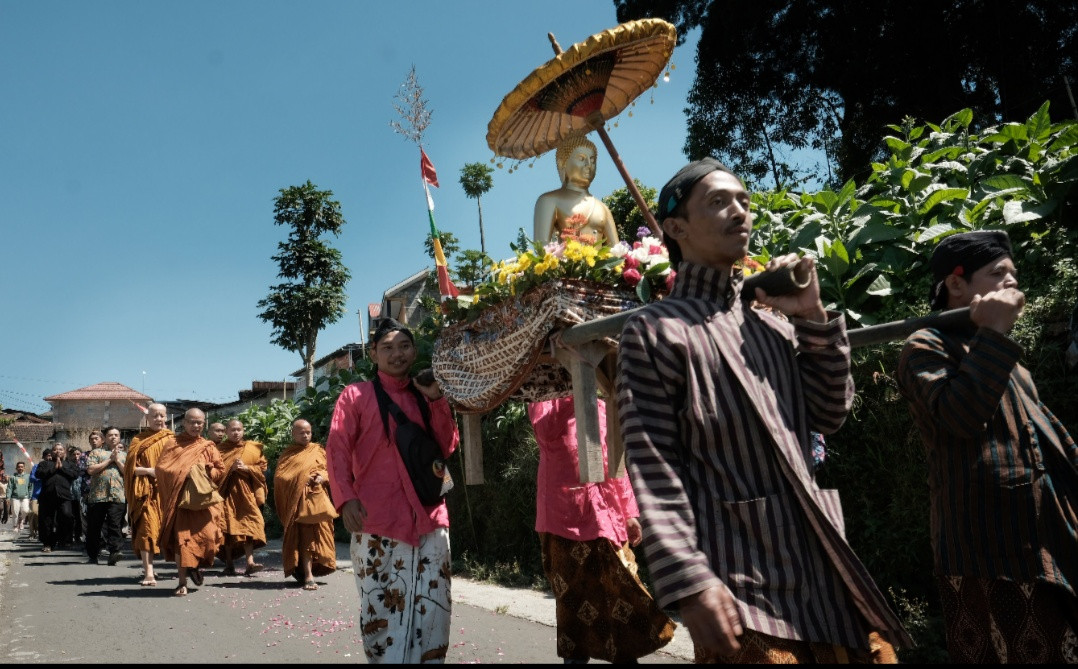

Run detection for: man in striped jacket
[[897, 230, 1077, 663], [616, 158, 910, 663]]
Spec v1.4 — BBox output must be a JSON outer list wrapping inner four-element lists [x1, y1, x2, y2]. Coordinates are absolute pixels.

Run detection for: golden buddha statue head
[[555, 134, 598, 187]]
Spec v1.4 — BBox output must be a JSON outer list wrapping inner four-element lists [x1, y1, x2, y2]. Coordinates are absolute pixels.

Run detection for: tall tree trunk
[[477, 196, 486, 255], [303, 336, 317, 389]]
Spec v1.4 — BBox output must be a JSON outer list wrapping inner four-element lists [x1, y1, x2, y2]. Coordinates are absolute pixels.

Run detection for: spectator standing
[[7, 461, 32, 532], [71, 439, 93, 547], [86, 426, 128, 566], [0, 467, 8, 526], [36, 443, 77, 552], [28, 456, 43, 540]]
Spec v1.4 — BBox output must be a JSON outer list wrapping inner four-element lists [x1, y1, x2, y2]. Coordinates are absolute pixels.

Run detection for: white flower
[[610, 241, 631, 258]]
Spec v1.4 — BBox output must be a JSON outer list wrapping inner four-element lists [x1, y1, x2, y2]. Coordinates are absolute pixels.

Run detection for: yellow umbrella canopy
[[486, 18, 677, 160]]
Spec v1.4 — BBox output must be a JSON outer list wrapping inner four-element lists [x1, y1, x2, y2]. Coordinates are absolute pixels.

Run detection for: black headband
[[657, 158, 735, 265], [928, 230, 1012, 310]]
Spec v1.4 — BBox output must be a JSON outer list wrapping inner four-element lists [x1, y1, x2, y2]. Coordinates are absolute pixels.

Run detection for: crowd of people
[[3, 149, 1075, 665], [2, 411, 338, 598]]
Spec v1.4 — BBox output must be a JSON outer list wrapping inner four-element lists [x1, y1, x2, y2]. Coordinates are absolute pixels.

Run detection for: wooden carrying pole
[[557, 299, 972, 484]]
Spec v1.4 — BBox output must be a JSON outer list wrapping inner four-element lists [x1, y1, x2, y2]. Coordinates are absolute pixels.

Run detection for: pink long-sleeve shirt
[[528, 396, 638, 544], [326, 371, 459, 547]]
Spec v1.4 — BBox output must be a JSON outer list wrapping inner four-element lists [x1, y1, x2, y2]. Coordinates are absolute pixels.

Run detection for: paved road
[[0, 528, 692, 663]]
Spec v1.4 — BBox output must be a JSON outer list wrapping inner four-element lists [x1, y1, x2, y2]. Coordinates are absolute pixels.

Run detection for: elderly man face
[[183, 409, 206, 438], [147, 404, 168, 431], [291, 420, 313, 447]]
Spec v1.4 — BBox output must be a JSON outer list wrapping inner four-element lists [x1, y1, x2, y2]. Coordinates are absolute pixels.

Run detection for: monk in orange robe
[[215, 419, 268, 576], [124, 402, 171, 587], [274, 419, 337, 590], [155, 407, 226, 597]]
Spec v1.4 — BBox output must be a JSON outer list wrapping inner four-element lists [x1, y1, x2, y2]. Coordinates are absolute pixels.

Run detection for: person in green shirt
[[7, 461, 33, 532]]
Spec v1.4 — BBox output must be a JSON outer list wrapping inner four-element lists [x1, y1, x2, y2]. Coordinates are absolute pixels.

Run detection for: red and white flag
[[420, 147, 439, 188], [129, 399, 149, 415], [420, 149, 459, 301]]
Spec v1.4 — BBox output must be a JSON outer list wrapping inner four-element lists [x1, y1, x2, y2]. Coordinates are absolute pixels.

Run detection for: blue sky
[[0, 0, 719, 413]]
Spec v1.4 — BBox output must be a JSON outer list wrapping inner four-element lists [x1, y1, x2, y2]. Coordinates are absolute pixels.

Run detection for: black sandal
[[189, 567, 204, 586]]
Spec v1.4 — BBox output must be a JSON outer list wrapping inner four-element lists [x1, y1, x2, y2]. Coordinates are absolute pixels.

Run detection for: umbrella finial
[[547, 33, 563, 55]]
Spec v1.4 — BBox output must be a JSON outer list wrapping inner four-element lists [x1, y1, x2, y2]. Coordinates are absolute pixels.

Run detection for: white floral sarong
[[351, 528, 452, 663]]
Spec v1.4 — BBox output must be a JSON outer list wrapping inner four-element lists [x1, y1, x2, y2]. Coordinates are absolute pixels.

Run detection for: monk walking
[[274, 419, 337, 590], [155, 408, 226, 597], [124, 403, 171, 587], [215, 419, 268, 577]]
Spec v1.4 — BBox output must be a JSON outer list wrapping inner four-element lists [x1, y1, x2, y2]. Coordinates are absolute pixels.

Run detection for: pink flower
[[649, 244, 664, 255], [633, 241, 642, 249], [623, 255, 639, 270], [665, 270, 677, 292], [623, 268, 643, 286]]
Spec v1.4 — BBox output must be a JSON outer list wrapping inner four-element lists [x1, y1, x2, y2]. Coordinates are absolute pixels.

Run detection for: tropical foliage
[[747, 102, 1078, 326], [615, 0, 1078, 188]]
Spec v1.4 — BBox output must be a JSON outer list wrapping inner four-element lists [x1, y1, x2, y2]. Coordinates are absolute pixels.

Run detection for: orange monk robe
[[123, 428, 172, 556], [215, 440, 268, 555], [156, 434, 226, 569], [274, 441, 337, 580]]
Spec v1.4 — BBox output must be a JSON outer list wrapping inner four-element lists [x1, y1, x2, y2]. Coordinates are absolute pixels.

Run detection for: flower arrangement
[[444, 226, 673, 324], [442, 226, 768, 326]]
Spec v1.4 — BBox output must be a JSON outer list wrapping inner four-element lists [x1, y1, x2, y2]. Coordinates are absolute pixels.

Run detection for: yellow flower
[[564, 239, 585, 262], [579, 244, 598, 267]]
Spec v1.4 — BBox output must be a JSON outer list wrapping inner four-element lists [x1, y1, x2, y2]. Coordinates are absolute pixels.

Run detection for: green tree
[[257, 180, 351, 389], [423, 230, 460, 264], [454, 249, 492, 288], [459, 162, 495, 254], [602, 179, 658, 243], [614, 0, 1078, 187]]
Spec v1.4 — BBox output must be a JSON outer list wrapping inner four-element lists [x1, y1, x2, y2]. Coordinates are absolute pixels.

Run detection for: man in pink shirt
[[528, 396, 675, 664], [327, 318, 459, 664]]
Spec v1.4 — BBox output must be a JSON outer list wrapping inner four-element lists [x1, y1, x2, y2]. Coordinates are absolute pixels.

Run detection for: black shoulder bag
[[371, 375, 454, 506]]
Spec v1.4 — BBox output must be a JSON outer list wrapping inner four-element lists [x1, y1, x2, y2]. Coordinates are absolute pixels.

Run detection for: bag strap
[[371, 375, 433, 439]]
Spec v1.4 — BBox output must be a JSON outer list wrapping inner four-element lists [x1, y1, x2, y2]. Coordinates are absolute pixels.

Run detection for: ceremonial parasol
[[486, 18, 677, 235]]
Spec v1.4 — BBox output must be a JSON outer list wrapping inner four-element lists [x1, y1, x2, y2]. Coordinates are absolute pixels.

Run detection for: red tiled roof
[[44, 382, 152, 402]]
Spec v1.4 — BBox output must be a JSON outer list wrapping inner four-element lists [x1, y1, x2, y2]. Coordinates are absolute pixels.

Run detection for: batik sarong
[[351, 528, 451, 664], [937, 574, 1078, 663], [540, 532, 676, 662], [695, 628, 898, 664]]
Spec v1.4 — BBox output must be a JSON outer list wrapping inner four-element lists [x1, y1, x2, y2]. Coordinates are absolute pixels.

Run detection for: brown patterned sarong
[[937, 575, 1078, 663], [540, 532, 676, 662], [695, 628, 897, 664]]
